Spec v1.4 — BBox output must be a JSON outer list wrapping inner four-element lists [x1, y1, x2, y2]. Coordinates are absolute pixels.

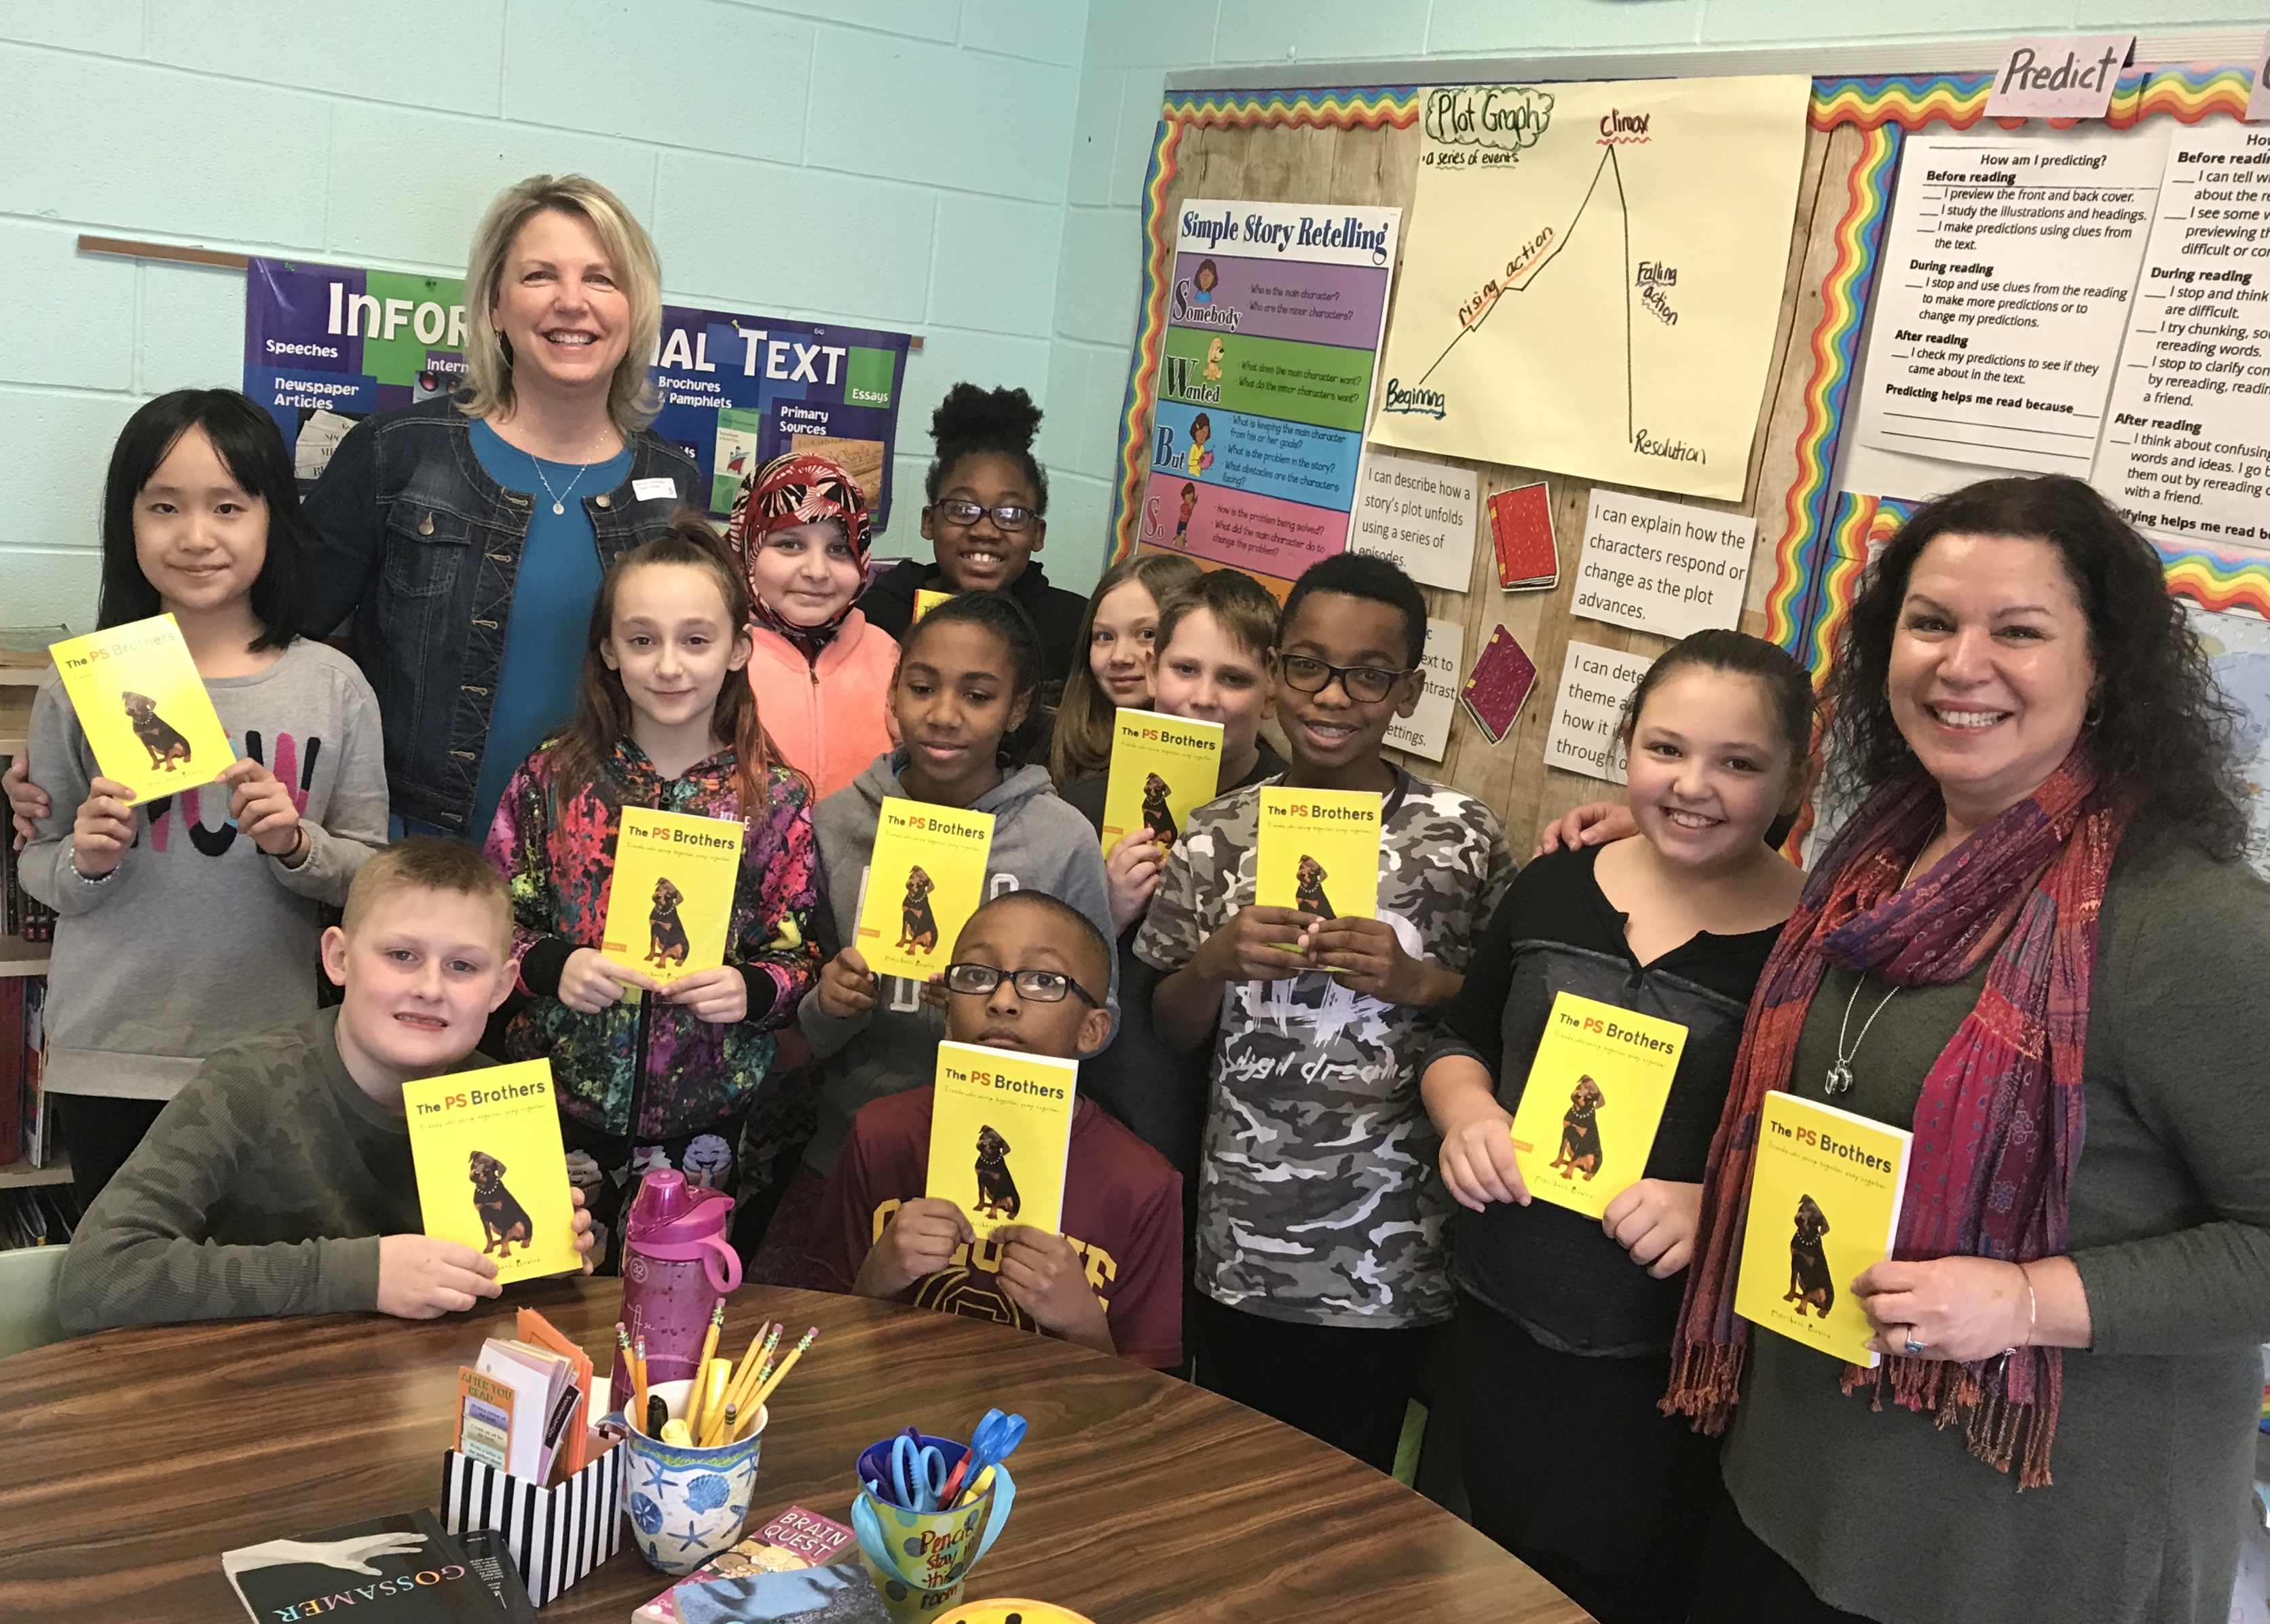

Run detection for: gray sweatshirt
[[798, 751, 1115, 1175], [21, 639, 390, 1100]]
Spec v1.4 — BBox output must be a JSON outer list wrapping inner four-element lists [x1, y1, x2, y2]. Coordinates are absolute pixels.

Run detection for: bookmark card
[[1488, 482, 1559, 590], [50, 613, 235, 799], [1461, 624, 1540, 744], [1506, 992, 1688, 1220], [455, 1367, 517, 1471], [854, 797, 994, 982], [603, 808, 744, 998], [926, 1040, 1078, 1236], [1098, 712, 1223, 857], [1257, 787, 1382, 952], [403, 1060, 580, 1285]]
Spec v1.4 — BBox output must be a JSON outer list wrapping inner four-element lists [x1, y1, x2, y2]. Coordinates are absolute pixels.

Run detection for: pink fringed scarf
[[1663, 745, 2125, 1488]]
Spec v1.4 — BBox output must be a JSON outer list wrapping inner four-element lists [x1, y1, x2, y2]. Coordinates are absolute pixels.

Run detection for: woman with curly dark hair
[[1544, 474, 2270, 1623]]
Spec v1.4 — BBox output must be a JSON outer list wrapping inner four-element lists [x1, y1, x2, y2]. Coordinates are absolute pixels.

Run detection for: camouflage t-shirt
[[1134, 770, 1513, 1328]]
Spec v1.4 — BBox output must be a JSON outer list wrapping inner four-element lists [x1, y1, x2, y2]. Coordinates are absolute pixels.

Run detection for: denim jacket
[[304, 397, 699, 833]]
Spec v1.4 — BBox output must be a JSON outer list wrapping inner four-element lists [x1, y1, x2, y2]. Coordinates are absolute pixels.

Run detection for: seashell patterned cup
[[614, 1380, 768, 1575]]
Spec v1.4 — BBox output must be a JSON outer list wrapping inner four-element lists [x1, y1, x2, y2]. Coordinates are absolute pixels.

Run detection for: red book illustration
[[1489, 483, 1558, 590], [1462, 625, 1539, 744]]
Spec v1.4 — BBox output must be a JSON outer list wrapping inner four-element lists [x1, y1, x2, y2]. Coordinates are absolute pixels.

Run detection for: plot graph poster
[[1134, 200, 1401, 581], [1371, 78, 1810, 502], [245, 257, 912, 524]]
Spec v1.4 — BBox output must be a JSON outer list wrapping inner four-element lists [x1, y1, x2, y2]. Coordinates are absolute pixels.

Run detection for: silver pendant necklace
[[1824, 837, 1933, 1096], [527, 453, 593, 516]]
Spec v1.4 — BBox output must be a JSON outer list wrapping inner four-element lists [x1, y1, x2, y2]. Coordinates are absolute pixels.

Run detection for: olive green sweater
[[1720, 835, 2270, 1624], [58, 1010, 489, 1333]]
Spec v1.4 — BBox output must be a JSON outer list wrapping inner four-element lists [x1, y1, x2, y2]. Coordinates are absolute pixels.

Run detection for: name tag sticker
[[632, 477, 678, 502]]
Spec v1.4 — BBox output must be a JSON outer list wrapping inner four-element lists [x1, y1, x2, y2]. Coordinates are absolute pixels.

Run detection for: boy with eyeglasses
[[1136, 552, 1513, 1470], [805, 891, 1183, 1368]]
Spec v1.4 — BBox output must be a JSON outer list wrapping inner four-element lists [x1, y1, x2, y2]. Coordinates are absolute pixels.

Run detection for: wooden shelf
[[0, 1154, 69, 1189], [0, 937, 50, 978]]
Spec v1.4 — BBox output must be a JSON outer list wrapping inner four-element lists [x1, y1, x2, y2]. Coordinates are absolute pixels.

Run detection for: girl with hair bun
[[860, 383, 1087, 695]]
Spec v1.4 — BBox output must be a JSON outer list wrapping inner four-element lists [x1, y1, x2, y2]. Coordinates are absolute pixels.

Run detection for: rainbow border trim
[[2156, 540, 2270, 620]]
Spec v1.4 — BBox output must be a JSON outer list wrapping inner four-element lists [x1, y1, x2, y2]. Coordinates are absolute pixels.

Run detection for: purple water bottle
[[612, 1169, 741, 1408]]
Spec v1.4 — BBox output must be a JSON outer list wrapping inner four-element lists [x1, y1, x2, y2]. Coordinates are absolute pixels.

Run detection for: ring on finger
[[1902, 1334, 1927, 1356]]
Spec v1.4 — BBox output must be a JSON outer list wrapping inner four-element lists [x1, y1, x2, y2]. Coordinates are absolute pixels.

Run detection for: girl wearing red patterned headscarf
[[726, 451, 898, 800]]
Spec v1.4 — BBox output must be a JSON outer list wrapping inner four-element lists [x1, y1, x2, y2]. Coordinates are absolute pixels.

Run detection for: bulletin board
[[1105, 58, 2263, 858]]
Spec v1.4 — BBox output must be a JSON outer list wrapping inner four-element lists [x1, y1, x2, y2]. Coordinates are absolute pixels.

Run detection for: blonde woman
[[305, 174, 697, 841]]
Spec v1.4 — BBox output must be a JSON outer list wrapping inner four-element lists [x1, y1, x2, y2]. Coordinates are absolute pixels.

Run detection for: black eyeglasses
[[933, 499, 1035, 532], [1276, 652, 1417, 704], [942, 962, 1102, 1007]]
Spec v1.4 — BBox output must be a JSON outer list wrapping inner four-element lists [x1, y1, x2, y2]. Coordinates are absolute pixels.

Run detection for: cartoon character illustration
[[973, 1125, 1021, 1221], [122, 691, 193, 773], [898, 865, 940, 955], [468, 1150, 534, 1258], [1193, 259, 1219, 303], [1174, 482, 1199, 548], [1294, 854, 1335, 920], [1548, 1075, 1606, 1182], [1202, 335, 1226, 381], [1140, 772, 1179, 848], [1185, 413, 1214, 476], [1785, 1194, 1836, 1318], [645, 875, 690, 968], [682, 1133, 734, 1190]]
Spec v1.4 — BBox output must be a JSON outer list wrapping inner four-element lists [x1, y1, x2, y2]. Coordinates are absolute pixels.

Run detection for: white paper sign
[[1544, 639, 1650, 783], [2094, 127, 2270, 549], [1384, 618, 1464, 763], [1351, 451, 1478, 591], [1853, 129, 2161, 477], [1986, 35, 2133, 121], [1571, 489, 1755, 639], [2249, 29, 2270, 124]]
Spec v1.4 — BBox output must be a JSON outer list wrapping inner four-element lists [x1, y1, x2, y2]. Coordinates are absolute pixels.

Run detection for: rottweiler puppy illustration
[[468, 1151, 534, 1258], [1785, 1194, 1835, 1318], [1294, 854, 1335, 920], [645, 875, 690, 968], [898, 865, 940, 955], [972, 1125, 1020, 1222], [1548, 1075, 1606, 1181], [1139, 772, 1179, 848], [122, 691, 193, 773]]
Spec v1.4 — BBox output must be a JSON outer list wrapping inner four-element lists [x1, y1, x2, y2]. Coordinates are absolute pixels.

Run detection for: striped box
[[439, 1444, 626, 1605]]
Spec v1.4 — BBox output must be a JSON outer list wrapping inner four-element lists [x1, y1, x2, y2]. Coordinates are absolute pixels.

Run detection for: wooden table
[[0, 1280, 1590, 1622]]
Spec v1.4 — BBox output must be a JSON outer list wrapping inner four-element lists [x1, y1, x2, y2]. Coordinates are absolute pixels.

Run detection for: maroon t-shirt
[[809, 1085, 1185, 1369]]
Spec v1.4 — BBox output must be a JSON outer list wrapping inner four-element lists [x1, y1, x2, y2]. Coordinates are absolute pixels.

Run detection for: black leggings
[[58, 1093, 168, 1213], [1191, 1293, 1434, 1473]]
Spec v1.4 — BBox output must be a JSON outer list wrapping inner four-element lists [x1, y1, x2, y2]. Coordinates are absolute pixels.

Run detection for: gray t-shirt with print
[[1134, 770, 1512, 1329]]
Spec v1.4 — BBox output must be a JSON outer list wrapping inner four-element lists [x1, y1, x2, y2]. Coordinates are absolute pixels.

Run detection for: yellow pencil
[[726, 1322, 781, 1420], [749, 1326, 818, 1416], [684, 1300, 726, 1437], [697, 1360, 732, 1445]]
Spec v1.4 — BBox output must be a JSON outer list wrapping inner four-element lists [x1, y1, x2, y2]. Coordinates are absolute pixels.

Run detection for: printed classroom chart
[[1371, 77, 1810, 501], [1854, 130, 2161, 478], [1136, 200, 1402, 582]]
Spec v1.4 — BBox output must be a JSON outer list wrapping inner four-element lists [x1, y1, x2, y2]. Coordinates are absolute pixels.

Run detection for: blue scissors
[[941, 1408, 1026, 1505], [889, 1428, 950, 1512]]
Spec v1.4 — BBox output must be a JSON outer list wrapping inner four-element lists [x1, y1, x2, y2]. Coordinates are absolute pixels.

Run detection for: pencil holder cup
[[614, 1379, 768, 1576], [849, 1435, 1017, 1621]]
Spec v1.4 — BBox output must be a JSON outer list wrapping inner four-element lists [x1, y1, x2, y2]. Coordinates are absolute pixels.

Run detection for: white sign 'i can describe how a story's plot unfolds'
[[1852, 127, 2163, 478]]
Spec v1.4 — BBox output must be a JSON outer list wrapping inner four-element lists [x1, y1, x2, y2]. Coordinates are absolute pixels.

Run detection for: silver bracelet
[[67, 837, 117, 884]]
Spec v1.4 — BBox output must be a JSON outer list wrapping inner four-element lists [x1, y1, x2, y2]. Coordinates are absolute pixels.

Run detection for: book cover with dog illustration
[[1506, 991, 1688, 1220], [1256, 786, 1381, 951], [402, 1061, 580, 1285], [1734, 1091, 1914, 1367], [853, 797, 994, 983], [601, 807, 745, 1000], [1098, 712, 1223, 858], [925, 1040, 1077, 1236], [49, 613, 236, 800]]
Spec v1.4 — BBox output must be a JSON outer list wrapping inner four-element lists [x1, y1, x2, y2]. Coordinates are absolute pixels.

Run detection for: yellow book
[[49, 613, 236, 799], [1098, 712, 1223, 857], [601, 807, 744, 1000], [402, 1060, 580, 1285], [853, 797, 994, 982], [1506, 992, 1688, 1220], [1257, 786, 1381, 952], [925, 1040, 1078, 1236], [913, 588, 952, 622], [1734, 1091, 1915, 1367]]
